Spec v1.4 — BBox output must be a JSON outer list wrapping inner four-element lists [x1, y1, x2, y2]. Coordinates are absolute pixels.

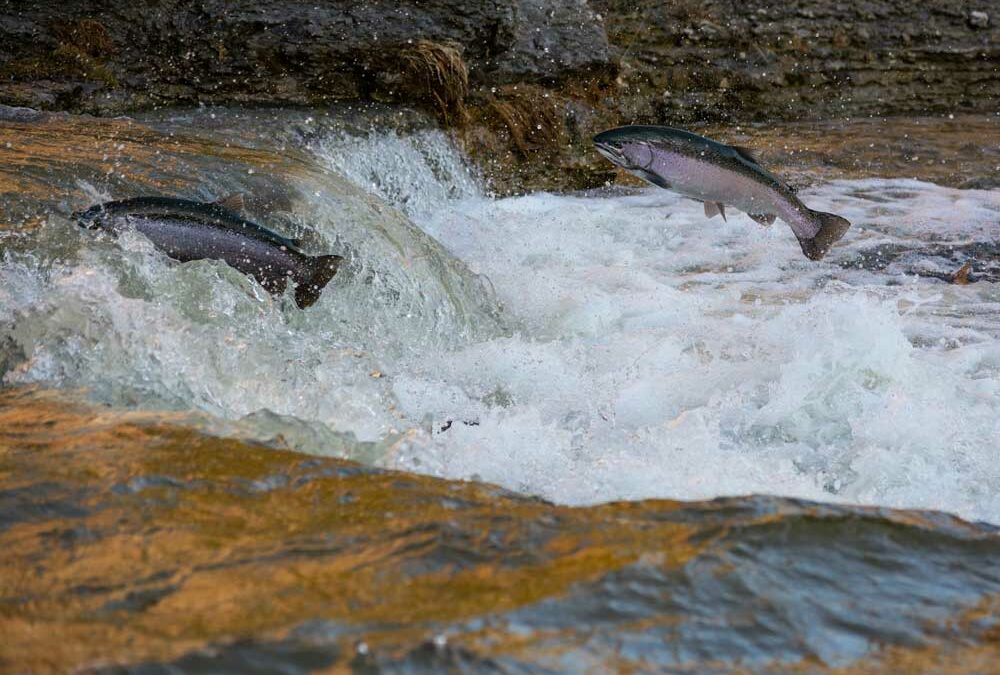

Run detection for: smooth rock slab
[[0, 387, 998, 674]]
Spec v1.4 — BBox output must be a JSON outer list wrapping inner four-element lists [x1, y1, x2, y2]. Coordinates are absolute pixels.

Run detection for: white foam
[[311, 128, 482, 219], [387, 177, 1000, 522]]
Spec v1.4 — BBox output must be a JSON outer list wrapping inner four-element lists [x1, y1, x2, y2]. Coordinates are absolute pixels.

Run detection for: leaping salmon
[[73, 196, 342, 308], [593, 126, 851, 260]]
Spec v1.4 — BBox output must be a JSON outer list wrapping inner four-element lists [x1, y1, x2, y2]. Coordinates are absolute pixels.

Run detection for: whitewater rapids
[[2, 120, 998, 523]]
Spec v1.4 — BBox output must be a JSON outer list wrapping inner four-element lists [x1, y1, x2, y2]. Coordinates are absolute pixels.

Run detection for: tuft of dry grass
[[1, 18, 117, 86], [480, 84, 567, 158], [399, 40, 469, 126], [51, 18, 116, 57]]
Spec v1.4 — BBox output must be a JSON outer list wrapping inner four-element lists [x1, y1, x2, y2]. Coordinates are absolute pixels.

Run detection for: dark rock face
[[594, 0, 1000, 123], [2, 1, 999, 194], [477, 0, 1000, 192], [0, 0, 611, 113], [2, 0, 998, 121], [497, 0, 611, 81]]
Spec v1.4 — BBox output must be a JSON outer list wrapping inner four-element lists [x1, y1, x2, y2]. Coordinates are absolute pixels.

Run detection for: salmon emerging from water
[[74, 197, 342, 308], [593, 126, 851, 260]]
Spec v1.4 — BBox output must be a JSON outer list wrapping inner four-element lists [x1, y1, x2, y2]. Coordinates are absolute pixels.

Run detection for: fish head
[[593, 128, 634, 169], [593, 127, 661, 173], [71, 203, 130, 235]]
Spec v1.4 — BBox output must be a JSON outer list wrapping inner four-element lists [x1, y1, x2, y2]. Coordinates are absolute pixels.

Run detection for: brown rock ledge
[[1, 386, 998, 673]]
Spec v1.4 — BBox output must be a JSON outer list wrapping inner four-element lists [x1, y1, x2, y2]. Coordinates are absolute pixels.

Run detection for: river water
[[2, 107, 999, 523], [340, 132, 1000, 522]]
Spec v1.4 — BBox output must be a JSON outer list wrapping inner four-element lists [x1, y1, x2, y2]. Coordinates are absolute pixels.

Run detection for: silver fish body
[[74, 197, 342, 308], [593, 126, 850, 260]]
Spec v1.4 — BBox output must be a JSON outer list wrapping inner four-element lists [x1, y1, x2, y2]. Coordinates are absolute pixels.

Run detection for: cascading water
[[1, 108, 998, 525], [0, 109, 506, 451], [303, 120, 1000, 524]]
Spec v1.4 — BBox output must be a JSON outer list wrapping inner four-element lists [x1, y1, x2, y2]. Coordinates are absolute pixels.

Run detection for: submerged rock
[[1, 387, 998, 674], [969, 10, 990, 29], [842, 241, 1000, 284]]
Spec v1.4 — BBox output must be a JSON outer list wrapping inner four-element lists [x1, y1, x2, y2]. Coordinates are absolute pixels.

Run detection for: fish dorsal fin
[[748, 212, 776, 227], [731, 145, 797, 192], [704, 201, 727, 222], [731, 145, 762, 165], [215, 192, 247, 214]]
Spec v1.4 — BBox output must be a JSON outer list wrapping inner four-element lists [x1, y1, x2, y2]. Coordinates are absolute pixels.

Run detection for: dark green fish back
[[599, 126, 791, 191], [94, 197, 303, 251]]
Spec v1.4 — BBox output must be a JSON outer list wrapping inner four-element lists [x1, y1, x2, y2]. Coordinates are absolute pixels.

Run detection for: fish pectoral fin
[[215, 192, 247, 214], [748, 212, 776, 227], [704, 201, 727, 221], [634, 168, 672, 190], [731, 145, 762, 165]]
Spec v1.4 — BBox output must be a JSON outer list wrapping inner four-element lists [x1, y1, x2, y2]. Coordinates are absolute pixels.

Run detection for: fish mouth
[[74, 217, 104, 231], [72, 211, 98, 229], [72, 205, 108, 229], [594, 141, 628, 168]]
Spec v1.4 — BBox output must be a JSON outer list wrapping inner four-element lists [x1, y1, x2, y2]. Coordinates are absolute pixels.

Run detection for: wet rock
[[969, 10, 990, 28], [96, 640, 339, 675], [841, 242, 1000, 284], [593, 0, 1000, 123], [0, 0, 612, 114], [0, 483, 91, 531], [3, 386, 998, 673], [491, 0, 612, 81], [2, 2, 999, 196], [959, 176, 1000, 190]]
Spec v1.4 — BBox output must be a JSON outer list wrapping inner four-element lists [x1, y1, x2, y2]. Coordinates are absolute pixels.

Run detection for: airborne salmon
[[593, 126, 851, 260], [74, 196, 342, 308]]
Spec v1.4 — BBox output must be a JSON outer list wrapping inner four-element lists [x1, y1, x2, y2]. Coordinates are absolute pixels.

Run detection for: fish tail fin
[[797, 210, 851, 261], [294, 254, 343, 309]]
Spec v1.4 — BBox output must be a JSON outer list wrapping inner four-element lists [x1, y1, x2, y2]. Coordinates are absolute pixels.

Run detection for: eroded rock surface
[[596, 0, 1000, 123], [2, 1, 998, 193], [0, 0, 610, 113], [4, 1, 996, 120], [1, 388, 999, 674]]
